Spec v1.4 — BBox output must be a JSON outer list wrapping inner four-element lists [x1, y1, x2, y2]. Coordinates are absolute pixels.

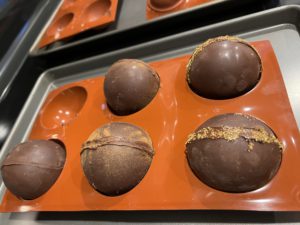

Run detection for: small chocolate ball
[[1, 140, 66, 200], [148, 0, 183, 12], [187, 36, 262, 99], [186, 113, 282, 193], [104, 59, 160, 116], [81, 122, 154, 196]]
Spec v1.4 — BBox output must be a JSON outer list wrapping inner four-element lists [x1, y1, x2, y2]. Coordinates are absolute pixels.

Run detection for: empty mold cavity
[[48, 12, 74, 36], [41, 86, 87, 129], [83, 0, 111, 22]]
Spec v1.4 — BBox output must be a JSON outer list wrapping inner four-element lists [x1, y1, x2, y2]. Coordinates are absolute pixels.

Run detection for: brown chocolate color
[[187, 36, 262, 99], [149, 0, 183, 11], [104, 59, 160, 116], [81, 122, 154, 196], [1, 140, 66, 200], [186, 113, 282, 193]]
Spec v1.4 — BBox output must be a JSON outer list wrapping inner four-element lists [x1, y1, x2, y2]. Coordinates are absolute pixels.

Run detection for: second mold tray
[[34, 0, 270, 55], [39, 0, 118, 48], [146, 0, 214, 19]]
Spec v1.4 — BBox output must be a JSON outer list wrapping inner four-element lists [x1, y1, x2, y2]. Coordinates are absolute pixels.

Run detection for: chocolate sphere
[[1, 140, 66, 200], [187, 36, 262, 99], [81, 122, 154, 196], [186, 113, 282, 193], [104, 59, 160, 116], [148, 0, 183, 12]]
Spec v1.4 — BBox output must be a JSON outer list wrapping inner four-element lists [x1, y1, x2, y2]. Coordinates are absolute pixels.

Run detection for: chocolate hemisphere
[[186, 113, 282, 193], [187, 37, 262, 99], [81, 122, 154, 196], [104, 59, 160, 116], [1, 140, 66, 200]]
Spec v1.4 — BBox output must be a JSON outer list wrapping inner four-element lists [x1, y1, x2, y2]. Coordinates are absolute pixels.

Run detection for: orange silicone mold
[[147, 0, 214, 20], [1, 41, 300, 212], [39, 0, 118, 48]]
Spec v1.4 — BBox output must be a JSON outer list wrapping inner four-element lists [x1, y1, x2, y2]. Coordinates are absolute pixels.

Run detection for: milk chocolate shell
[[104, 59, 160, 116], [186, 113, 283, 193], [1, 140, 66, 200], [81, 122, 154, 196], [187, 36, 262, 99]]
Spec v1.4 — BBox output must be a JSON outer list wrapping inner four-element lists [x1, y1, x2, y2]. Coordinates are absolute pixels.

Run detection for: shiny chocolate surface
[[104, 59, 160, 116], [187, 38, 261, 99], [186, 113, 282, 193], [1, 140, 66, 200]]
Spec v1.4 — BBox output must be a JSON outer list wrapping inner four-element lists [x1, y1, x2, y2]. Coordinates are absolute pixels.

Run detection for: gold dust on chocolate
[[80, 122, 155, 196], [186, 36, 262, 99], [185, 113, 283, 193], [82, 136, 154, 158], [186, 36, 259, 81], [186, 126, 283, 151]]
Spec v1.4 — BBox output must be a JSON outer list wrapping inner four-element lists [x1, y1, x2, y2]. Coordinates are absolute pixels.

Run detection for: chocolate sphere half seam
[[81, 136, 155, 157], [185, 113, 282, 193], [186, 36, 262, 84], [81, 122, 154, 196], [1, 162, 65, 170], [1, 140, 66, 200], [186, 126, 283, 152]]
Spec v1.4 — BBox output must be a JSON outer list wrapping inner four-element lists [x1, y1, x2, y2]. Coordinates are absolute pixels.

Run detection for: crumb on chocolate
[[186, 126, 283, 151]]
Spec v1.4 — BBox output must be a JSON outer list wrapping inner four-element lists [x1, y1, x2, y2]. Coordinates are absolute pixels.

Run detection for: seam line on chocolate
[[81, 136, 154, 157], [1, 162, 64, 170], [186, 126, 283, 151]]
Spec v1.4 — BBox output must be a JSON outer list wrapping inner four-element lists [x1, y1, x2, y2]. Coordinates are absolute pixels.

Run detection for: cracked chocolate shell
[[187, 36, 262, 99], [185, 113, 282, 193], [81, 122, 154, 196]]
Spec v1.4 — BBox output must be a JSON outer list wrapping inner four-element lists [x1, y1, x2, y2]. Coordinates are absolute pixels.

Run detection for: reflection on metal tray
[[1, 4, 300, 225]]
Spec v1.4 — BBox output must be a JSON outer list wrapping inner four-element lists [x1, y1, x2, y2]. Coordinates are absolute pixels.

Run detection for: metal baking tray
[[31, 0, 274, 59], [1, 4, 300, 224]]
